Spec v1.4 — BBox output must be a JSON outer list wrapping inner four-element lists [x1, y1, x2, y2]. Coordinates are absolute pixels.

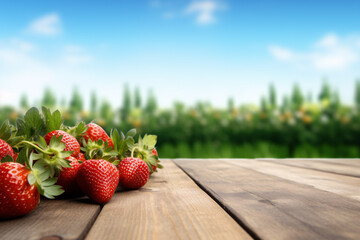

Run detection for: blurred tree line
[[1, 81, 360, 158]]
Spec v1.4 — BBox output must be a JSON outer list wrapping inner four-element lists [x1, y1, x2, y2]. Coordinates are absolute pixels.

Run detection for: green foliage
[[2, 82, 360, 158], [269, 84, 277, 109], [291, 84, 304, 109], [120, 84, 131, 123], [134, 87, 142, 108], [355, 80, 360, 109], [42, 88, 57, 108], [90, 91, 97, 118], [20, 94, 29, 109], [69, 88, 83, 113]]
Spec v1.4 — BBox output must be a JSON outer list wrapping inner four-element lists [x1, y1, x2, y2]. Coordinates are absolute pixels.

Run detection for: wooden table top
[[1, 159, 360, 240]]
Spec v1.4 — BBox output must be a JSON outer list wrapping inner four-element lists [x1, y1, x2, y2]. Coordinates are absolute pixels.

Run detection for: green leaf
[[120, 131, 125, 140], [110, 128, 120, 151], [126, 128, 137, 138], [126, 138, 135, 149], [0, 120, 12, 141], [16, 148, 28, 165], [42, 177, 58, 187], [43, 185, 64, 199], [28, 152, 40, 168], [142, 135, 157, 149], [148, 155, 157, 165], [42, 106, 63, 133], [39, 170, 51, 182], [24, 107, 46, 140], [16, 119, 26, 137], [1, 155, 14, 163], [37, 136, 48, 149], [7, 136, 25, 149], [33, 161, 47, 173], [27, 173, 36, 185], [66, 121, 88, 139]]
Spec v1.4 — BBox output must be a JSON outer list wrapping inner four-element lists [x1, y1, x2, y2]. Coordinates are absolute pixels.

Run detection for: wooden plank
[[259, 158, 360, 167], [175, 159, 360, 240], [227, 159, 360, 201], [264, 159, 360, 177], [85, 160, 251, 240], [0, 197, 100, 240], [298, 159, 360, 168]]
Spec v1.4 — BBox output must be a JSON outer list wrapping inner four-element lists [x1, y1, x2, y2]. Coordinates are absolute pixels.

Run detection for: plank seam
[[79, 204, 103, 240], [262, 160, 360, 178], [174, 160, 261, 240]]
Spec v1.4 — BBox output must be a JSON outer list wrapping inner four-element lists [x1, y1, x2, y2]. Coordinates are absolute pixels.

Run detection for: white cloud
[[0, 43, 56, 105], [10, 39, 36, 52], [268, 46, 294, 61], [0, 39, 95, 106], [63, 45, 93, 64], [27, 13, 62, 36], [185, 1, 226, 25], [269, 33, 360, 71]]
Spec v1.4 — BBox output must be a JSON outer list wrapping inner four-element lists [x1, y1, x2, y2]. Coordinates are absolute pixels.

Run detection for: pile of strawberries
[[0, 107, 161, 219]]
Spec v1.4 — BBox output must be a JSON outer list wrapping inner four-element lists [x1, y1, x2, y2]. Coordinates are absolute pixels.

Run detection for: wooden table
[[1, 159, 360, 240]]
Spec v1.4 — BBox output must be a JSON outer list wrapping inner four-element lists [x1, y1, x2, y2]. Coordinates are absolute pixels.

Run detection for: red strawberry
[[0, 162, 40, 219], [83, 123, 114, 148], [0, 138, 15, 160], [118, 157, 149, 189], [151, 148, 158, 172], [77, 152, 86, 162], [44, 130, 80, 157], [56, 156, 81, 195], [77, 159, 119, 203]]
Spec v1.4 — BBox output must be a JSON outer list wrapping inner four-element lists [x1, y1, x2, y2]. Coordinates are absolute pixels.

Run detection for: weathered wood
[[85, 160, 251, 240], [175, 159, 360, 240], [0, 197, 101, 240], [227, 159, 360, 201], [264, 159, 360, 177], [294, 159, 360, 168]]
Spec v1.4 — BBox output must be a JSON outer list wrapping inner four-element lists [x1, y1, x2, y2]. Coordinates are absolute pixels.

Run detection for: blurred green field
[[1, 82, 360, 158]]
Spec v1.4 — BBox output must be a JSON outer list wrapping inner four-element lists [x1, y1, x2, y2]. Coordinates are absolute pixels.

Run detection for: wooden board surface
[[226, 159, 360, 201], [85, 160, 251, 240], [0, 197, 100, 240], [175, 159, 360, 240], [263, 159, 360, 177]]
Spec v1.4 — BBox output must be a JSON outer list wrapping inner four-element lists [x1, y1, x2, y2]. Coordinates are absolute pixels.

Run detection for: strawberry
[[44, 130, 80, 157], [0, 162, 39, 219], [56, 156, 81, 195], [77, 159, 119, 203], [129, 135, 161, 174], [118, 157, 149, 189], [77, 152, 86, 162], [151, 148, 158, 172], [0, 157, 63, 219], [83, 123, 114, 148], [0, 138, 15, 161]]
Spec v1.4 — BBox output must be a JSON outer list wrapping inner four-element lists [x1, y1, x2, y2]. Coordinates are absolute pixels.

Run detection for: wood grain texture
[[175, 159, 360, 240], [0, 197, 100, 240], [85, 160, 251, 240], [262, 159, 360, 177], [227, 159, 360, 201]]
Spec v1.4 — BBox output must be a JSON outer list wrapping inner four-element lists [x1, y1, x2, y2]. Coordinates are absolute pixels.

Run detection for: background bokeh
[[1, 1, 360, 158]]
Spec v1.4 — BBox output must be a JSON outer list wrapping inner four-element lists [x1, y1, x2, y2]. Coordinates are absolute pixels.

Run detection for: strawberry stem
[[19, 140, 52, 155], [131, 147, 139, 158]]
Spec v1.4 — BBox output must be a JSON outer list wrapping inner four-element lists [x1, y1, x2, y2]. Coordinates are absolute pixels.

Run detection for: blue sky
[[0, 0, 360, 108]]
